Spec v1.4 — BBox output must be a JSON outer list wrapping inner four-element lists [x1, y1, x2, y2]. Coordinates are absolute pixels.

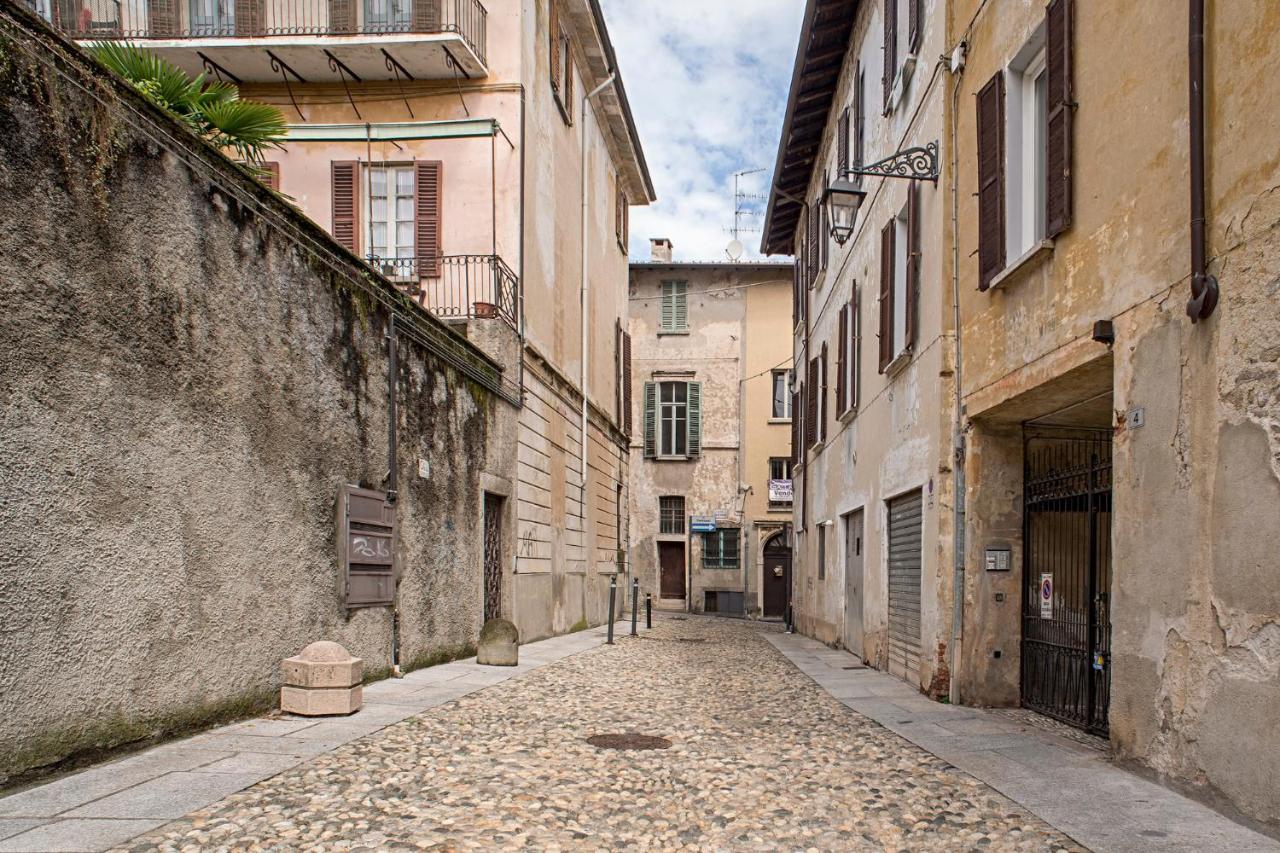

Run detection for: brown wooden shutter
[[147, 0, 178, 36], [883, 0, 897, 114], [791, 389, 802, 465], [837, 304, 848, 413], [549, 1, 561, 92], [328, 0, 356, 33], [905, 183, 920, 350], [854, 63, 865, 173], [563, 42, 575, 121], [805, 357, 819, 448], [412, 0, 441, 32], [819, 344, 828, 441], [808, 202, 819, 282], [908, 0, 921, 54], [622, 331, 633, 435], [838, 108, 850, 177], [415, 160, 443, 278], [1045, 0, 1074, 237], [235, 0, 264, 35], [976, 71, 1006, 291], [263, 161, 281, 191], [331, 161, 359, 254], [851, 289, 861, 410], [878, 219, 894, 372]]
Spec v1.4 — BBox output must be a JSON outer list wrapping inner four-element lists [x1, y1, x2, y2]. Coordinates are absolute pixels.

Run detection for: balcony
[[28, 0, 488, 81], [369, 254, 518, 331]]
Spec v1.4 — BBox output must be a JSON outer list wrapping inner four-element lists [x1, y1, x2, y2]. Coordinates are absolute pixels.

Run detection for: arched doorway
[[762, 532, 792, 619]]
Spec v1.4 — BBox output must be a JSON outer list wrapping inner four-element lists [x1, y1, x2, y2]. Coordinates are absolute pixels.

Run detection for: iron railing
[[368, 254, 517, 330], [26, 0, 487, 64]]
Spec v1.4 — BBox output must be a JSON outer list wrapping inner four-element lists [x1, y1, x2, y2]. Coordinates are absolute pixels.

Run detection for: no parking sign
[[1039, 573, 1054, 619]]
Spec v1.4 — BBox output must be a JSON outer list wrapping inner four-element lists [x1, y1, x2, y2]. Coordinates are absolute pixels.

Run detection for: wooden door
[[762, 534, 791, 618], [658, 542, 686, 599], [843, 510, 865, 657]]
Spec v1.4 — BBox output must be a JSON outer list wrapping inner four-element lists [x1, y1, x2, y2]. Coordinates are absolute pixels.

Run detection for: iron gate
[[1021, 429, 1112, 735], [483, 493, 504, 622]]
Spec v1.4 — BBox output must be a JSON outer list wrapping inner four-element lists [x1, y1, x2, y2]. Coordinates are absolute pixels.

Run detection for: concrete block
[[65, 771, 265, 819], [476, 618, 519, 666], [280, 685, 362, 716], [0, 818, 166, 853]]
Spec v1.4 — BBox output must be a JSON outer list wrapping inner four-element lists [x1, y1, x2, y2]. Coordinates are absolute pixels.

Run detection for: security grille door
[[1021, 430, 1112, 735], [483, 493, 504, 622], [886, 490, 923, 680]]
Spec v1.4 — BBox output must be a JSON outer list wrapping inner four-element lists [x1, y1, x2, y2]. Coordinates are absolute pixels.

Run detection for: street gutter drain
[[586, 733, 672, 751]]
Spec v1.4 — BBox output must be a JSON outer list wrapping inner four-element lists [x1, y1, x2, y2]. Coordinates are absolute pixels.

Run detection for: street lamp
[[824, 141, 940, 245], [823, 179, 867, 246]]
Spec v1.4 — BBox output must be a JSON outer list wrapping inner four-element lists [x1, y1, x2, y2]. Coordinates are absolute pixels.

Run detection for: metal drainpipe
[[1187, 0, 1218, 322], [580, 73, 617, 547], [947, 51, 966, 704]]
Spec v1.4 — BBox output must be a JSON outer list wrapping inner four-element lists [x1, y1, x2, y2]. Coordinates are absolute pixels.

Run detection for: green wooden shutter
[[661, 282, 675, 330], [643, 382, 657, 457], [674, 282, 688, 330], [686, 381, 702, 458]]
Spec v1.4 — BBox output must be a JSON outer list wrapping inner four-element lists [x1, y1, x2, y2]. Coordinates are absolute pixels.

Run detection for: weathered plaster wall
[[788, 0, 954, 696], [0, 18, 511, 783], [951, 0, 1280, 827]]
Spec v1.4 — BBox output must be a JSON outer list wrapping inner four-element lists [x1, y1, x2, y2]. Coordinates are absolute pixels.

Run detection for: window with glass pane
[[659, 381, 688, 457], [190, 0, 234, 34], [769, 458, 793, 508], [659, 496, 685, 534], [701, 530, 740, 569], [365, 0, 410, 31], [366, 166, 415, 267], [771, 370, 793, 419]]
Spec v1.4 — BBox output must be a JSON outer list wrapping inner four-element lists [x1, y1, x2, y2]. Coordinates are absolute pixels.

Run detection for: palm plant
[[88, 42, 286, 167]]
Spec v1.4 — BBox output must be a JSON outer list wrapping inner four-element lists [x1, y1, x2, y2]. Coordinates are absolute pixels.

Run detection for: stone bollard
[[477, 618, 519, 666], [280, 641, 363, 716]]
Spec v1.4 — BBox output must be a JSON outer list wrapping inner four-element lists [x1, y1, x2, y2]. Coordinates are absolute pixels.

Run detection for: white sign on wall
[[768, 479, 793, 503]]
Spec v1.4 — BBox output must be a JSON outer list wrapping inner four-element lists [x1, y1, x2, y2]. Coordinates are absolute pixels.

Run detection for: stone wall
[[0, 7, 513, 784]]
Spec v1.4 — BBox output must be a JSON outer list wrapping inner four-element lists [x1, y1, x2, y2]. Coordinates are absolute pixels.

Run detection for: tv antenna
[[727, 167, 766, 245]]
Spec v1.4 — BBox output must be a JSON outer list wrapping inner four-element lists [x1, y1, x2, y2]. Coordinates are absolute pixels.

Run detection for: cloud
[[599, 0, 804, 262]]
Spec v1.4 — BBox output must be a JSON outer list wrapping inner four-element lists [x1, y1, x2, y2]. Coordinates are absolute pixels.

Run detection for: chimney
[[649, 238, 673, 263]]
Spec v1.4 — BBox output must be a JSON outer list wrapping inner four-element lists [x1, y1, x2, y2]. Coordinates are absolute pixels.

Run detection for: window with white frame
[[1006, 27, 1049, 260], [659, 381, 688, 457], [365, 165, 414, 265], [771, 369, 793, 420], [769, 458, 793, 509]]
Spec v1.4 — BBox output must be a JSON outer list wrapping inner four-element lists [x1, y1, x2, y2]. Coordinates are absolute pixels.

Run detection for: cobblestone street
[[119, 619, 1077, 852]]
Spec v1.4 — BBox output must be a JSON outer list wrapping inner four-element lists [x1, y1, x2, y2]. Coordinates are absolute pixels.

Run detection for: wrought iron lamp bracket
[[845, 141, 939, 183]]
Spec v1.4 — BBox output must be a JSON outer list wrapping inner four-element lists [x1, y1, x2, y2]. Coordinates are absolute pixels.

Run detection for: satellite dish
[[726, 239, 744, 261]]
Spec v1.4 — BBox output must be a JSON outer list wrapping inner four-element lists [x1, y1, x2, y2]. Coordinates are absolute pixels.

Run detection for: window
[[615, 182, 629, 253], [643, 380, 702, 459], [837, 291, 860, 415], [702, 529, 740, 570], [878, 187, 919, 373], [771, 369, 793, 420], [817, 523, 827, 580], [659, 496, 685, 535], [1007, 31, 1048, 261], [882, 0, 921, 113], [549, 0, 573, 124], [769, 458, 793, 509], [660, 281, 688, 332], [365, 165, 415, 265], [616, 324, 633, 434]]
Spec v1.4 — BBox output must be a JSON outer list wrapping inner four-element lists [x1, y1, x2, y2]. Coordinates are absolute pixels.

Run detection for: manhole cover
[[586, 733, 672, 751]]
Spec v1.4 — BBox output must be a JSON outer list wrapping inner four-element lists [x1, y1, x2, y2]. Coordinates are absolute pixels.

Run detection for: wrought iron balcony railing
[[26, 0, 487, 65], [368, 254, 518, 330]]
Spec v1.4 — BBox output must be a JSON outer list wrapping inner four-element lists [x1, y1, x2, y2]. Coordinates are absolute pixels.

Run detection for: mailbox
[[339, 484, 396, 609]]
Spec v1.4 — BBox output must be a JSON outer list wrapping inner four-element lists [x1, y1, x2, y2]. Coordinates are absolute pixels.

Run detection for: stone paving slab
[[0, 621, 640, 852], [766, 631, 1280, 853]]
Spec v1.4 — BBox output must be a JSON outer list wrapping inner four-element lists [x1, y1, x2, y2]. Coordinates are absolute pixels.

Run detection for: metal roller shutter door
[[887, 490, 923, 680]]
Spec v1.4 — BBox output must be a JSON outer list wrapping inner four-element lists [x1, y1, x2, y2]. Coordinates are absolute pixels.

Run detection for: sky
[[598, 0, 805, 263]]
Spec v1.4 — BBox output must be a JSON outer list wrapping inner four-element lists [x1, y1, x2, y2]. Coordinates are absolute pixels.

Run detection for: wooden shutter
[[976, 71, 1006, 291], [838, 108, 850, 177], [147, 0, 178, 36], [878, 220, 895, 372], [673, 281, 687, 329], [687, 382, 702, 458], [562, 40, 575, 122], [331, 161, 359, 254], [622, 332, 633, 435], [905, 183, 920, 350], [549, 1, 561, 93], [851, 289, 861, 410], [328, 0, 355, 33], [412, 0, 441, 32], [791, 388, 802, 465], [837, 305, 848, 413], [235, 0, 264, 35], [615, 320, 624, 424], [808, 203, 819, 282], [819, 343, 828, 441], [263, 162, 280, 192], [642, 382, 657, 457], [820, 171, 830, 270], [415, 160, 443, 278], [805, 357, 819, 448], [1045, 0, 1074, 237], [854, 63, 865, 172], [908, 0, 921, 54], [883, 0, 897, 114]]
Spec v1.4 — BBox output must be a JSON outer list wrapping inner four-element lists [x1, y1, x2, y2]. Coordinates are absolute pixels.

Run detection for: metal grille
[[482, 493, 503, 622], [1021, 430, 1112, 735], [659, 496, 685, 535], [887, 490, 923, 680]]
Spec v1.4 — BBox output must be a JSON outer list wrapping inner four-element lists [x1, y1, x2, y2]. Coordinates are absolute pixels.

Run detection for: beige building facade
[[46, 0, 656, 642], [628, 240, 795, 618]]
